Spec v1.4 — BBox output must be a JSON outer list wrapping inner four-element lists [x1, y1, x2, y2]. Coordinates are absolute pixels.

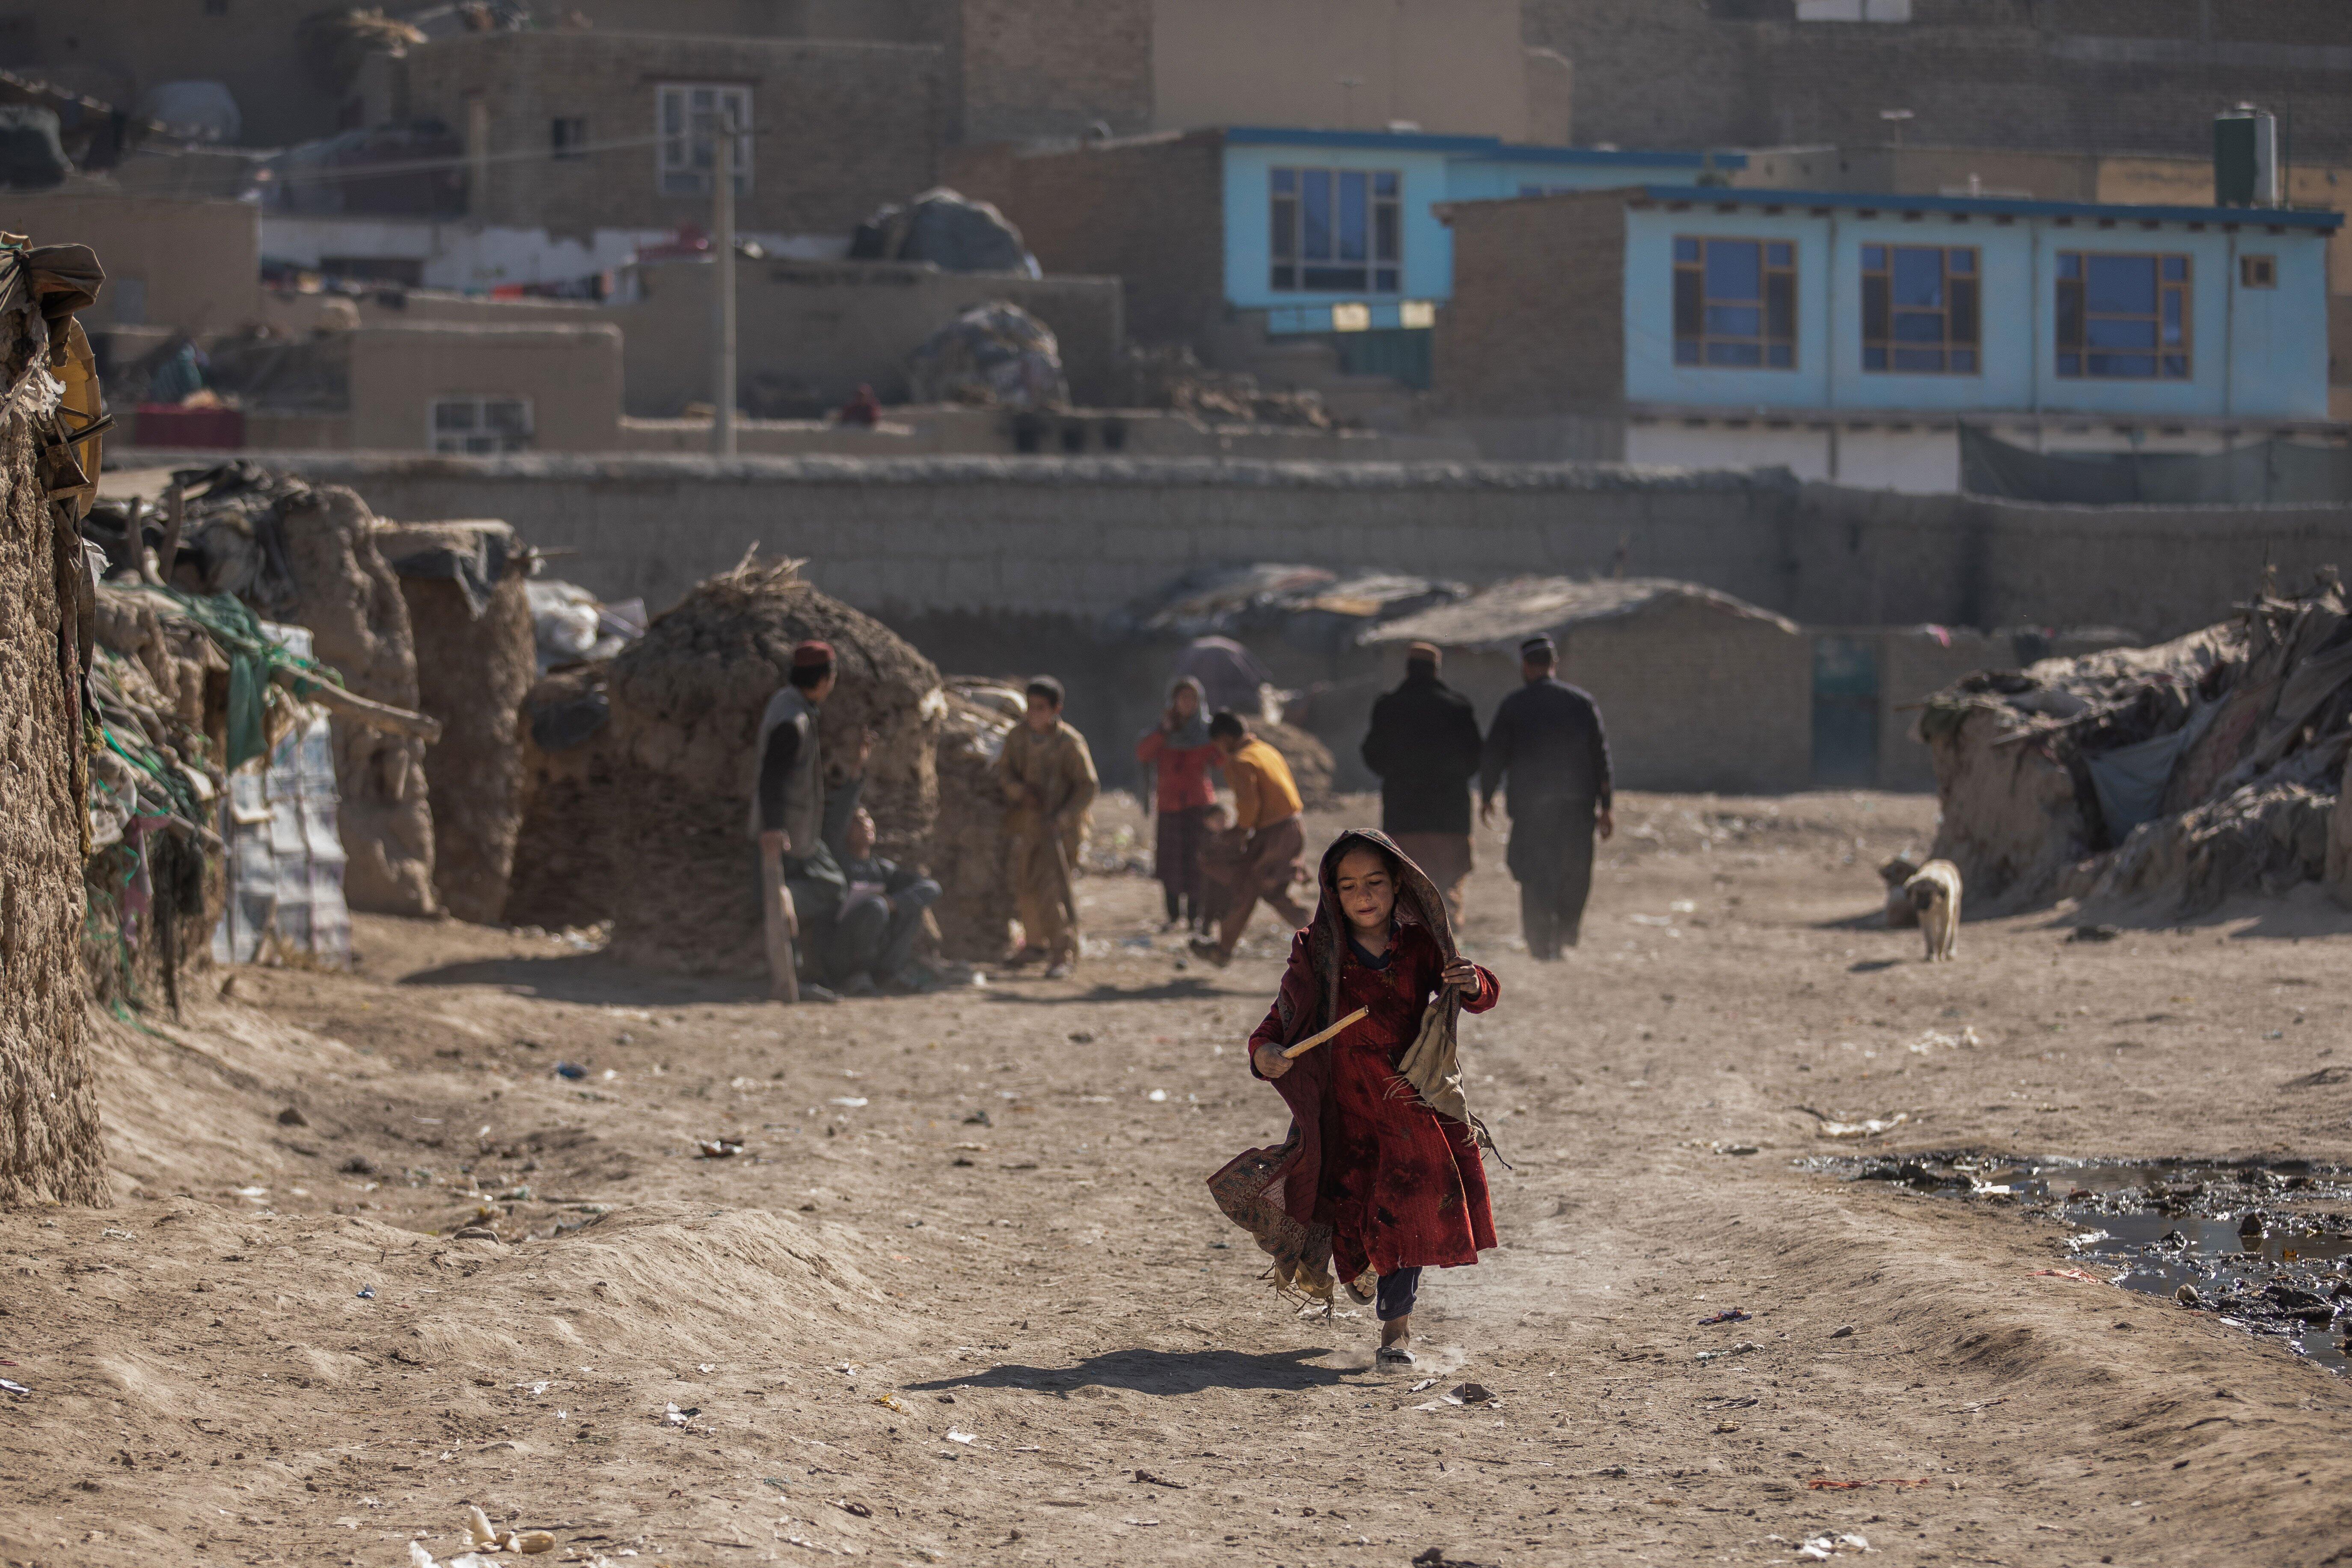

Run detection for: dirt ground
[[7, 789, 2352, 1568]]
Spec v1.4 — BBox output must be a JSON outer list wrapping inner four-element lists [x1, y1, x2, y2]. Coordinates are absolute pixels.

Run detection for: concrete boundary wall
[[196, 453, 1798, 622], [115, 451, 2352, 641]]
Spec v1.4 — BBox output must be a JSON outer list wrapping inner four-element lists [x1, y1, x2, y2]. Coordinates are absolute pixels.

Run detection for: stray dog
[[1902, 859, 1963, 961], [1878, 854, 1922, 929]]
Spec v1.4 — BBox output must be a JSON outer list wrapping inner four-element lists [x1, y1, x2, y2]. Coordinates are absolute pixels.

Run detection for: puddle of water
[[1819, 1155, 2352, 1373]]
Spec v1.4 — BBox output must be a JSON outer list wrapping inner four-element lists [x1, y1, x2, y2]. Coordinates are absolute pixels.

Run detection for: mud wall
[[203, 454, 2352, 648], [0, 418, 105, 1206], [381, 523, 535, 925]]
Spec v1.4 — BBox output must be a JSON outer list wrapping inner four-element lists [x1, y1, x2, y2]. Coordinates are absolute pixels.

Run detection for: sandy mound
[[381, 520, 535, 924], [603, 556, 943, 976]]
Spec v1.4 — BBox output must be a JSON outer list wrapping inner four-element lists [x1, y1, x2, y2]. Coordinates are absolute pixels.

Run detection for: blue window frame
[[1673, 236, 1796, 368], [1861, 244, 1978, 373], [2056, 252, 2191, 380], [1270, 167, 1401, 294]]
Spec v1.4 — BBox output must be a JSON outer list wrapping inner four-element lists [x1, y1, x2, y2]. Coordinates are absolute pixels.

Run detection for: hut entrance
[[1812, 634, 1880, 787]]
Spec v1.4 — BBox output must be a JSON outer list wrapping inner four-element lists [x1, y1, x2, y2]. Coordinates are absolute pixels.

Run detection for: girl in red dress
[[1215, 829, 1501, 1365]]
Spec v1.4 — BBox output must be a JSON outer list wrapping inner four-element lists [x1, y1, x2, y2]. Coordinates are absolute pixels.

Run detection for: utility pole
[[712, 109, 738, 457]]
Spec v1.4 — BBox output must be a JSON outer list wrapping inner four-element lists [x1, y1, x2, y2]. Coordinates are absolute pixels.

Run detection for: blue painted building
[[1219, 128, 1740, 344], [1440, 183, 2343, 489]]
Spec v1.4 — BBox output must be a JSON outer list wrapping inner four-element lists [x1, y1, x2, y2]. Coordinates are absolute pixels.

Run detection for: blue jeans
[[1376, 1266, 1422, 1322]]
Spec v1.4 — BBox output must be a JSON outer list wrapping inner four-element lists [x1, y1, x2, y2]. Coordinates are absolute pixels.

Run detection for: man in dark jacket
[[1480, 635, 1614, 959], [1360, 641, 1484, 920]]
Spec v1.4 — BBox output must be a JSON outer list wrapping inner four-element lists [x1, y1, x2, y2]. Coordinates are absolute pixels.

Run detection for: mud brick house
[[1437, 183, 2342, 491]]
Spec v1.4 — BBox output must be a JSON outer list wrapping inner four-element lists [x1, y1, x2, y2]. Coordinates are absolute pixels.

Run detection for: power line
[[252, 119, 775, 185]]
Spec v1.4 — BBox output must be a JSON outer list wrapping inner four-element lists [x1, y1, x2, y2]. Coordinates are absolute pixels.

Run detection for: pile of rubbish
[[849, 187, 1039, 276], [907, 300, 1066, 409], [1118, 344, 1337, 429], [1918, 572, 2352, 914], [597, 553, 946, 976], [528, 578, 644, 673]]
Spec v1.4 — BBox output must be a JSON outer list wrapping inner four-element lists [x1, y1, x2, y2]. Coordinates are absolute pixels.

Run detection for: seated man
[[813, 770, 943, 996]]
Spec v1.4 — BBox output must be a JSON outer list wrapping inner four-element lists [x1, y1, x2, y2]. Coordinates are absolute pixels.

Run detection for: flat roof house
[[956, 127, 1739, 392], [1439, 185, 2343, 490]]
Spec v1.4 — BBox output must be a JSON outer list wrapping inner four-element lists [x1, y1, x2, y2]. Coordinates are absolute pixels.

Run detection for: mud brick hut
[[601, 555, 945, 978], [90, 464, 447, 916], [379, 519, 535, 924], [1919, 574, 2352, 917], [507, 658, 620, 933], [1363, 577, 1813, 795], [0, 238, 107, 1204]]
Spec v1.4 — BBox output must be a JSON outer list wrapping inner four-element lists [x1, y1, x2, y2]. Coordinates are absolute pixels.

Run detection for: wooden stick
[[1283, 1006, 1370, 1059], [158, 482, 184, 590], [270, 666, 443, 742]]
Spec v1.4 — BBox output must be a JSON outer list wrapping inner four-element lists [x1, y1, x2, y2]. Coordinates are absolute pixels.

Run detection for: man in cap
[[1480, 635, 1613, 960], [995, 676, 1098, 978], [1189, 710, 1311, 967], [753, 640, 848, 1001], [1360, 640, 1484, 922]]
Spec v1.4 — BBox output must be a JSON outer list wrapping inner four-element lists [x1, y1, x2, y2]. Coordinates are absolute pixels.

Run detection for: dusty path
[[6, 791, 2352, 1568]]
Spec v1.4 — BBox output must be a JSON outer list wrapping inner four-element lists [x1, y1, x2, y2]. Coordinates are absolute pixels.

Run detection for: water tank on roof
[[2214, 105, 2280, 208]]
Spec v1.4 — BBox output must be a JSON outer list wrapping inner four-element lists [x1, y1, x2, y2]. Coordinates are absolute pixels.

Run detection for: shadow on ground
[[398, 954, 764, 1007], [905, 1346, 1357, 1398]]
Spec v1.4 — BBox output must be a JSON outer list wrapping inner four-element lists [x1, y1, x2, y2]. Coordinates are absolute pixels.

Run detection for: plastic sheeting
[[211, 624, 351, 968], [2085, 702, 2217, 838]]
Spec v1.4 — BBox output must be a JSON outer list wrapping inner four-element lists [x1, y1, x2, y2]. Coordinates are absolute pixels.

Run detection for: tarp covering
[[1960, 423, 2352, 505]]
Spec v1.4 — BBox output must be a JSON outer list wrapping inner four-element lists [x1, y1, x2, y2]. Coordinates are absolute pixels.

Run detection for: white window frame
[[429, 395, 534, 455], [656, 83, 752, 198]]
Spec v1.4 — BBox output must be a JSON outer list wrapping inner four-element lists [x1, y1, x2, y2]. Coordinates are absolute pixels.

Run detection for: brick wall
[[1524, 0, 2352, 159], [1436, 191, 1627, 419], [953, 0, 1154, 143], [947, 132, 1226, 350], [401, 32, 943, 235]]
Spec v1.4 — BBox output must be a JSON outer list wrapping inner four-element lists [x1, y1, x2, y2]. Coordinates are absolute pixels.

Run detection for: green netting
[[110, 583, 343, 769]]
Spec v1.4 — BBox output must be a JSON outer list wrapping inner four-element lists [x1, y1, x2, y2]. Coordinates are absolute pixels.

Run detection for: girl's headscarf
[[1156, 675, 1212, 749]]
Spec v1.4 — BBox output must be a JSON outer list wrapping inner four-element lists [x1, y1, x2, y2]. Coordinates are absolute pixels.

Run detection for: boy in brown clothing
[[995, 676, 1098, 978], [1189, 710, 1310, 966]]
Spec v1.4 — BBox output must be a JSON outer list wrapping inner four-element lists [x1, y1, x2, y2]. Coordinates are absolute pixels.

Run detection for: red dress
[[1248, 921, 1500, 1281]]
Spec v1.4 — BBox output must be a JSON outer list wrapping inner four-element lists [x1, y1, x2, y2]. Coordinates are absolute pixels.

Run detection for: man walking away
[[1190, 710, 1311, 967], [1480, 635, 1614, 960], [1360, 640, 1484, 922], [820, 765, 944, 995], [752, 640, 849, 1002], [996, 676, 1098, 978]]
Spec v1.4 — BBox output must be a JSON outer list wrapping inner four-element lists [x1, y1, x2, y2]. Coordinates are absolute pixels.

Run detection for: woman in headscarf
[[1135, 676, 1220, 932], [1210, 830, 1500, 1365]]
